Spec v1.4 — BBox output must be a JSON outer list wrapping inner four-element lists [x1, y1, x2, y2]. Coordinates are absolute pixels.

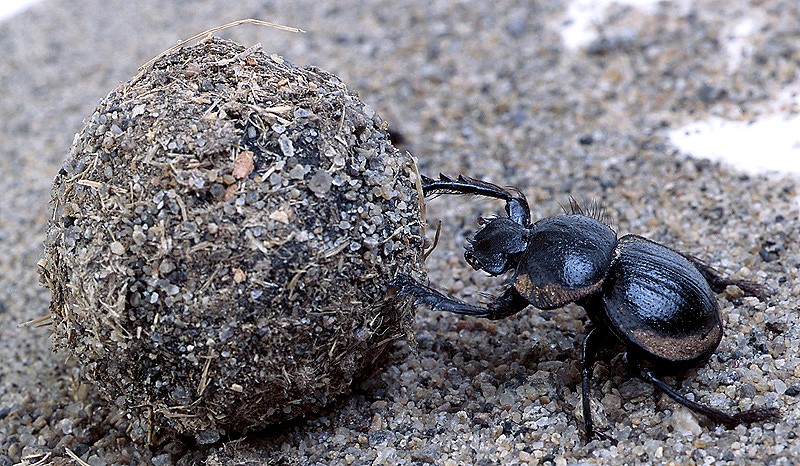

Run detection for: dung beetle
[[390, 173, 778, 440]]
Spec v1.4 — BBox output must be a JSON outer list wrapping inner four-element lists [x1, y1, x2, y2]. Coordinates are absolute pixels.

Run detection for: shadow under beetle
[[390, 174, 779, 440]]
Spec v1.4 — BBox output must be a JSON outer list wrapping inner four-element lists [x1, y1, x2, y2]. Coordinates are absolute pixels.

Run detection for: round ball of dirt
[[40, 37, 424, 441]]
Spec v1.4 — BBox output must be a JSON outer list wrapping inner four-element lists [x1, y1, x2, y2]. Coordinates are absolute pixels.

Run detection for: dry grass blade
[[422, 219, 442, 262], [197, 348, 216, 396], [135, 18, 305, 81], [65, 447, 92, 466], [409, 154, 426, 236], [23, 452, 52, 466], [18, 314, 52, 328]]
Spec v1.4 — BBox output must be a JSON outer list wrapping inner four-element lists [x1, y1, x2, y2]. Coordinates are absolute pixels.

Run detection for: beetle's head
[[464, 217, 527, 276]]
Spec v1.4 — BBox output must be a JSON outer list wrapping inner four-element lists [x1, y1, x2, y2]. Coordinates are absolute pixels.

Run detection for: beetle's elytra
[[390, 173, 779, 440]]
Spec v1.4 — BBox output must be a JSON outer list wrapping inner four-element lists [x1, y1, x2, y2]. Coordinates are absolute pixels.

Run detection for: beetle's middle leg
[[388, 274, 528, 320], [581, 327, 614, 442]]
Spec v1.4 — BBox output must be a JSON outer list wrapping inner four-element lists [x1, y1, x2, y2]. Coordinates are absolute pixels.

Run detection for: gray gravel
[[1, 0, 798, 464]]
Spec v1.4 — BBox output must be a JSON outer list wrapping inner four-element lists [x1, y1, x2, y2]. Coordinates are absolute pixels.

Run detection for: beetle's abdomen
[[601, 235, 722, 368], [514, 215, 616, 309]]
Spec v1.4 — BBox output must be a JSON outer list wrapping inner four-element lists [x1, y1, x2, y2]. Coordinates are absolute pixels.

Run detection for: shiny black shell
[[590, 234, 722, 369], [513, 215, 616, 310]]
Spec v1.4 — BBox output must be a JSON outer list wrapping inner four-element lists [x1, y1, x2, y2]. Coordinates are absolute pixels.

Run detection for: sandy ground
[[1, 0, 799, 464]]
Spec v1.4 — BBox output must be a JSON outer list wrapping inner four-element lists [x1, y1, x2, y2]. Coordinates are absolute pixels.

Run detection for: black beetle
[[391, 173, 778, 440]]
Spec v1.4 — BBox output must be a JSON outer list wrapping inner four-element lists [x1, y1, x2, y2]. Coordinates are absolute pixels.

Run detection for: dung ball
[[40, 37, 425, 442]]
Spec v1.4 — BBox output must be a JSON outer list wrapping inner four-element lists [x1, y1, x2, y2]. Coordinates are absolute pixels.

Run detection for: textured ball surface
[[40, 38, 424, 441]]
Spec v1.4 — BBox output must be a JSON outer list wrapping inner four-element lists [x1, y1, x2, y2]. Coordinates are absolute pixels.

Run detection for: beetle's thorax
[[513, 214, 616, 309]]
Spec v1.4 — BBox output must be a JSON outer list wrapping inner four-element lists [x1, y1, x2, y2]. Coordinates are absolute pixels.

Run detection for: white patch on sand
[[0, 0, 40, 21], [724, 17, 759, 70], [560, 0, 661, 50], [561, 1, 798, 177], [670, 85, 800, 176]]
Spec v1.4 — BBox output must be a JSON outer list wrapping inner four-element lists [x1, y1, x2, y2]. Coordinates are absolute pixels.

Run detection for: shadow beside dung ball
[[40, 37, 424, 443]]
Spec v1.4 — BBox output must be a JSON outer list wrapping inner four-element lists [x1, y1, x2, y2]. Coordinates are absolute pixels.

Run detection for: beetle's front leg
[[388, 274, 528, 320], [421, 173, 531, 226]]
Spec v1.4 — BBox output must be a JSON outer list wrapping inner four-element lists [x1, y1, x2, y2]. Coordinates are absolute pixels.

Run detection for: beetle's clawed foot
[[721, 406, 780, 428], [387, 274, 416, 298], [585, 428, 617, 445], [730, 279, 770, 302], [386, 275, 446, 309]]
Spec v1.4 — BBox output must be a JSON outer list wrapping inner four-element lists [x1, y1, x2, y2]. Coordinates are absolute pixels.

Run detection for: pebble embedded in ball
[[40, 37, 424, 442]]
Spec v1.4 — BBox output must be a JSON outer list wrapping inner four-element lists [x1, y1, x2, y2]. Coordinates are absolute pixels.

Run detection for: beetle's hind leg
[[682, 254, 768, 300], [388, 274, 528, 320], [421, 173, 531, 226], [637, 367, 779, 428]]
